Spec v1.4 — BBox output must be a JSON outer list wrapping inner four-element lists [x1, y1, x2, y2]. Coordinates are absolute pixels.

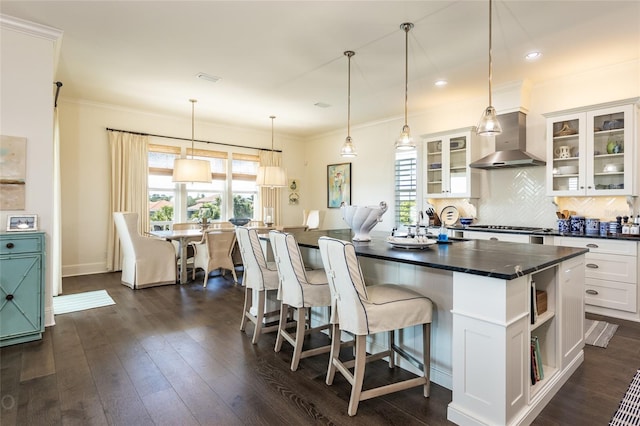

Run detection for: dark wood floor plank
[[3, 272, 640, 425], [19, 331, 55, 382]]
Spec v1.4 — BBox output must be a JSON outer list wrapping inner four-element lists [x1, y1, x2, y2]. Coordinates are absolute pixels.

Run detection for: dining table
[[151, 224, 276, 284], [150, 228, 204, 284]]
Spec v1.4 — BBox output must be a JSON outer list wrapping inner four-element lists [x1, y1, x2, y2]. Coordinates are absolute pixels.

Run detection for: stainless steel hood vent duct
[[469, 111, 545, 169]]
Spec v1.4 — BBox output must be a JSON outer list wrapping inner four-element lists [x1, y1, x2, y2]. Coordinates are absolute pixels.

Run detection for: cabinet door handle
[[490, 237, 498, 241], [586, 263, 599, 269], [6, 242, 14, 249], [586, 243, 599, 248], [586, 289, 599, 295], [5, 294, 14, 301]]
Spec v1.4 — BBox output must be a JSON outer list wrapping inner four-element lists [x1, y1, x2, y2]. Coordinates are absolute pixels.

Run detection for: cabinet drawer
[[554, 236, 637, 256], [462, 231, 530, 244], [584, 252, 637, 284], [585, 278, 637, 313], [0, 236, 42, 255]]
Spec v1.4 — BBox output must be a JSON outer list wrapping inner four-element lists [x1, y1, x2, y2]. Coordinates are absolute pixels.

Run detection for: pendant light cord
[[270, 115, 276, 163], [345, 51, 355, 137], [404, 25, 409, 127], [190, 99, 197, 159], [488, 0, 493, 107]]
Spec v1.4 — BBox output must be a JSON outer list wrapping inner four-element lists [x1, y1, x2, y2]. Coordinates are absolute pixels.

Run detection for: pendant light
[[172, 99, 212, 183], [340, 50, 357, 157], [476, 0, 502, 136], [256, 115, 287, 187], [395, 22, 415, 150]]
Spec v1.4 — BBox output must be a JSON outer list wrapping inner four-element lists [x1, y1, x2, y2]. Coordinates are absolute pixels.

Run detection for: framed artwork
[[7, 214, 38, 232], [0, 135, 27, 210], [327, 163, 351, 208]]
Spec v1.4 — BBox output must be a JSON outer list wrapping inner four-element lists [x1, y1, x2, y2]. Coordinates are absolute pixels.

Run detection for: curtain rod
[[54, 81, 63, 108], [105, 127, 281, 153]]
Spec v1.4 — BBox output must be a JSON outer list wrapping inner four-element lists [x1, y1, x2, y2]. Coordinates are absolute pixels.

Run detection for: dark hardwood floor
[[1, 270, 639, 425]]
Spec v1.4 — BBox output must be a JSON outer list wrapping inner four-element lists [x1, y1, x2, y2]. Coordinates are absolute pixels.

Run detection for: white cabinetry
[[423, 128, 479, 198], [459, 230, 530, 244], [545, 99, 639, 196], [554, 237, 639, 322], [448, 257, 584, 426]]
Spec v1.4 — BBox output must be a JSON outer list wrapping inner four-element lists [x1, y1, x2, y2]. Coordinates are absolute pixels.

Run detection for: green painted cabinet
[[0, 232, 45, 347]]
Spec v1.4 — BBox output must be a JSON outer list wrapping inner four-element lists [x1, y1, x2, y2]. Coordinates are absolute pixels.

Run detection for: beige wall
[[1, 17, 62, 325], [58, 100, 306, 276]]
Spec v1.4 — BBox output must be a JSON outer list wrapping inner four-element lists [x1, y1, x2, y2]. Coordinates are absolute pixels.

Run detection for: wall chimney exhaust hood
[[469, 111, 545, 169]]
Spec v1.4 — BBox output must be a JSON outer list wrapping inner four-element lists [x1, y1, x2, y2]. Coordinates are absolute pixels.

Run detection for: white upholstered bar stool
[[318, 236, 433, 416], [236, 226, 281, 344], [269, 230, 332, 371]]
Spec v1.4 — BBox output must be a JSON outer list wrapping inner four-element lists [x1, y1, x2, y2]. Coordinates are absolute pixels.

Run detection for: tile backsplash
[[428, 167, 635, 228]]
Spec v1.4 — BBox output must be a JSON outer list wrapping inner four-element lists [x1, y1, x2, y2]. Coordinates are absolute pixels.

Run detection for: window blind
[[395, 153, 416, 226]]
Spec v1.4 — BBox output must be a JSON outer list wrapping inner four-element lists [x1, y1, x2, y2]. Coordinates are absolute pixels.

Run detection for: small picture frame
[[6, 214, 38, 232]]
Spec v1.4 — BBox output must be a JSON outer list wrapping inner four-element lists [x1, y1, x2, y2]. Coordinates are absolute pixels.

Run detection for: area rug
[[584, 318, 618, 348], [610, 369, 640, 426], [53, 290, 115, 315]]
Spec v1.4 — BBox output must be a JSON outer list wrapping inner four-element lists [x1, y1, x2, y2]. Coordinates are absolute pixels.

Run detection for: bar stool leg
[[423, 323, 431, 397], [348, 334, 367, 416], [326, 323, 341, 385], [290, 307, 307, 371], [388, 330, 395, 368], [274, 303, 289, 353], [252, 290, 266, 344], [240, 287, 252, 332]]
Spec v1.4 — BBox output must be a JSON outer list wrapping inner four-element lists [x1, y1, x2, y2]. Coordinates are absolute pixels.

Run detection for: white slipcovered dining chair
[[318, 236, 433, 416], [302, 209, 323, 230], [193, 229, 238, 287], [113, 212, 177, 289], [236, 226, 281, 344], [269, 230, 332, 371]]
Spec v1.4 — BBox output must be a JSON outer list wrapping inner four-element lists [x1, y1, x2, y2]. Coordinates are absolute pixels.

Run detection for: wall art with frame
[[327, 163, 351, 208], [7, 214, 38, 232]]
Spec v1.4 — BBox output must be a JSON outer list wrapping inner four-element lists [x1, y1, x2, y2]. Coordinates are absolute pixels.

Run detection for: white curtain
[[106, 131, 149, 271], [52, 108, 62, 296], [259, 150, 283, 224]]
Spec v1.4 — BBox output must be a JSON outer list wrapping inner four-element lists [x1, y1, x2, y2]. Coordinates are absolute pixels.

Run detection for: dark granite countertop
[[281, 229, 588, 280]]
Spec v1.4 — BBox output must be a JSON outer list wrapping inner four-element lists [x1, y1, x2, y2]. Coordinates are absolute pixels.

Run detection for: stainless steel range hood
[[469, 111, 545, 169]]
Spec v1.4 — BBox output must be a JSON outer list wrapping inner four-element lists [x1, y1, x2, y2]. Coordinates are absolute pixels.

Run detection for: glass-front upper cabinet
[[423, 128, 478, 199], [546, 99, 638, 196]]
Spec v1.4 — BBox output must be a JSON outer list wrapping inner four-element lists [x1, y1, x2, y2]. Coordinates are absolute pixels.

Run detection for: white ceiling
[[2, 1, 639, 137]]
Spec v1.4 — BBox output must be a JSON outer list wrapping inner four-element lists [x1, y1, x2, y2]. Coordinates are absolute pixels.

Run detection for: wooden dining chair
[[193, 229, 238, 287]]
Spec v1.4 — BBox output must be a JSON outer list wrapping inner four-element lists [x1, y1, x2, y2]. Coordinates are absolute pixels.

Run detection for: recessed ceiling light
[[314, 102, 331, 108], [525, 51, 542, 61], [434, 79, 448, 87], [196, 72, 221, 83]]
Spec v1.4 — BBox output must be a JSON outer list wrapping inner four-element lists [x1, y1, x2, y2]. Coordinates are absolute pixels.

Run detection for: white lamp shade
[[256, 165, 287, 187], [172, 158, 211, 183]]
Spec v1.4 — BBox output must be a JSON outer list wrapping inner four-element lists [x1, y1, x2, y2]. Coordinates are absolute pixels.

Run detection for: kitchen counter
[[275, 228, 586, 425], [292, 229, 587, 280]]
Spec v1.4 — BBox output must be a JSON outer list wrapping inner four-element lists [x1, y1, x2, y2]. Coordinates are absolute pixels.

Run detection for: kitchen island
[[286, 229, 588, 426]]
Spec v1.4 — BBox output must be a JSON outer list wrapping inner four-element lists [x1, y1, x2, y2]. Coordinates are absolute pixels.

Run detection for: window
[[148, 144, 260, 230], [395, 150, 417, 226], [231, 154, 260, 219], [148, 145, 179, 230]]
